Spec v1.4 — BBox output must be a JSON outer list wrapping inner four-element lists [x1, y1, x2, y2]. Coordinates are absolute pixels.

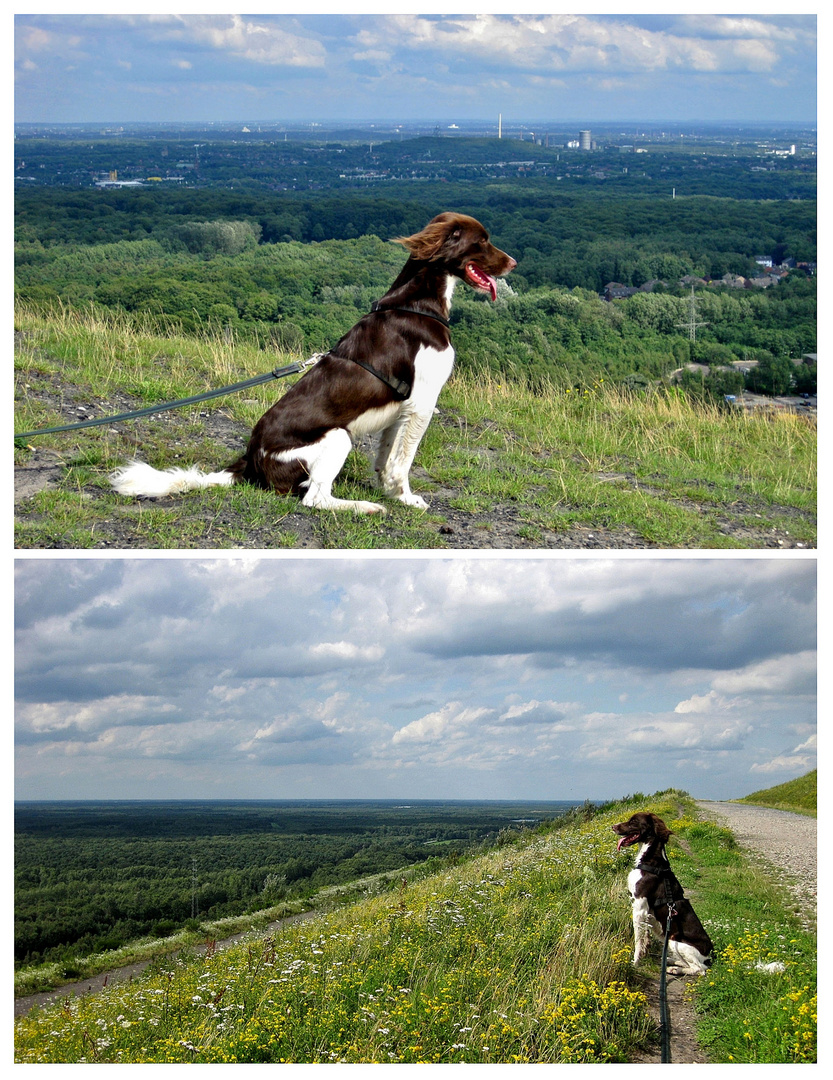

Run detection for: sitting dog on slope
[[111, 212, 516, 514], [612, 812, 713, 975]]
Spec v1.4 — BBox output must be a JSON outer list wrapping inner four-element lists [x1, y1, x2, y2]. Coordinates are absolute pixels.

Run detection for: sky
[[13, 8, 817, 126], [14, 556, 816, 803]]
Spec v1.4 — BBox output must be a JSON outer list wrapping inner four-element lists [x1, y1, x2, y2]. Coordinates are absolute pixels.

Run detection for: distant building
[[603, 282, 639, 301], [579, 129, 592, 151]]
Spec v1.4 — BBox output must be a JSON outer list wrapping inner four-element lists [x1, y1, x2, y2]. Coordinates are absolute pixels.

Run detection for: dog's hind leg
[[283, 428, 386, 514], [666, 942, 710, 976]]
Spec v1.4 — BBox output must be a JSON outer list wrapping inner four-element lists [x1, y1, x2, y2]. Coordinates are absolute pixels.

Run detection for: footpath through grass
[[14, 791, 816, 1064], [14, 304, 816, 549]]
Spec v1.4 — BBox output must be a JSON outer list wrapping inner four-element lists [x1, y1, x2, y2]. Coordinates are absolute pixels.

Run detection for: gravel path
[[696, 801, 817, 928], [633, 800, 816, 1065]]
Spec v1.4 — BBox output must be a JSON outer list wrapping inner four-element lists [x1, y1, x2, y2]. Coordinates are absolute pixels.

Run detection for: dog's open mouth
[[616, 833, 640, 851], [465, 262, 498, 301]]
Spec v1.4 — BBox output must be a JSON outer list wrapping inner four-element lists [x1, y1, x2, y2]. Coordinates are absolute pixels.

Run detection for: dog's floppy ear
[[651, 814, 672, 844], [394, 213, 462, 260]]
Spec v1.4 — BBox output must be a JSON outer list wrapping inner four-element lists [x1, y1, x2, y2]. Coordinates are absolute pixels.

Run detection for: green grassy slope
[[14, 791, 816, 1064], [14, 305, 816, 549], [734, 770, 816, 816]]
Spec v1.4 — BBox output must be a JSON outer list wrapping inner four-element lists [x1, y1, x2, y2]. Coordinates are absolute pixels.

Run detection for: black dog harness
[[636, 861, 680, 914], [333, 304, 452, 401], [369, 301, 451, 328]]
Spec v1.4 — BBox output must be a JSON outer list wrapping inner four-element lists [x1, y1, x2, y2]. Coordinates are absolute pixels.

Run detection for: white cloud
[[167, 14, 326, 68], [392, 702, 492, 744], [711, 651, 816, 696], [310, 641, 385, 662], [360, 13, 791, 76], [750, 754, 814, 774], [17, 695, 178, 738], [498, 700, 572, 726], [675, 690, 732, 714]]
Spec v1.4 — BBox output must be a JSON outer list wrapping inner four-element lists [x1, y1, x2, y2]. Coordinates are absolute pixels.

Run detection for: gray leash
[[659, 877, 678, 1063], [14, 357, 318, 442], [14, 298, 446, 443]]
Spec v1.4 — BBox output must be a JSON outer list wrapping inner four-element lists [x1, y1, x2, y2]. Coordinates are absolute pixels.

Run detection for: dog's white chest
[[411, 343, 455, 410], [347, 343, 454, 438], [627, 868, 644, 898]]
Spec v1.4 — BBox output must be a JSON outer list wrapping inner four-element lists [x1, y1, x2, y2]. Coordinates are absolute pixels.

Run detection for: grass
[[13, 901, 308, 1001], [13, 791, 816, 1064], [733, 769, 816, 817], [669, 815, 816, 1062], [15, 302, 816, 549], [13, 864, 437, 1000]]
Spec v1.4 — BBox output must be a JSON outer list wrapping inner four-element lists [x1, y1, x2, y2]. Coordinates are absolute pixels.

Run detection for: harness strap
[[336, 354, 411, 400], [370, 302, 450, 328], [638, 862, 680, 916], [332, 302, 452, 400]]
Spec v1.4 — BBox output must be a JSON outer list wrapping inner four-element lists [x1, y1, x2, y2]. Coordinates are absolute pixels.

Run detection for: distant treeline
[[14, 165, 817, 393], [14, 800, 573, 966], [15, 183, 817, 291]]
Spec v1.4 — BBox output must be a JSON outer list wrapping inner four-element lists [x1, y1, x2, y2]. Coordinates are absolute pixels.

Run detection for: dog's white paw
[[398, 493, 429, 509]]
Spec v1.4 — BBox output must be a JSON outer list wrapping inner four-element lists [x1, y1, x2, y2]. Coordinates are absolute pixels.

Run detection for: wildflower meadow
[[14, 792, 816, 1064]]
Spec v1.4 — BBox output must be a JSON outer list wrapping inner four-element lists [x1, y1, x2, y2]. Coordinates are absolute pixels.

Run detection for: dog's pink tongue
[[466, 263, 498, 301], [617, 836, 630, 851]]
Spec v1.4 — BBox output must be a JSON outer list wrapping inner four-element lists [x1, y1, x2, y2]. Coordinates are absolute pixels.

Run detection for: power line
[[676, 285, 709, 342]]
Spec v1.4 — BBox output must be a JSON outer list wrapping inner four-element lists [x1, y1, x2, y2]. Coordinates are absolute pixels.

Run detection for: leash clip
[[299, 353, 324, 370]]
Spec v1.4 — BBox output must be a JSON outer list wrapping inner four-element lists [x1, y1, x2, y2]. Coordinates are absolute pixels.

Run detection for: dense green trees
[[13, 225, 816, 391], [15, 801, 567, 967], [14, 149, 816, 395]]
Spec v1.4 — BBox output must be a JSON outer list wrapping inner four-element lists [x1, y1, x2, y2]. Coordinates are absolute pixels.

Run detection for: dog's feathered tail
[[110, 460, 236, 498]]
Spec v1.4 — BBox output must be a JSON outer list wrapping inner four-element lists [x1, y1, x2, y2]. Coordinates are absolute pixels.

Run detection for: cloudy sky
[[14, 9, 816, 126], [14, 557, 816, 803]]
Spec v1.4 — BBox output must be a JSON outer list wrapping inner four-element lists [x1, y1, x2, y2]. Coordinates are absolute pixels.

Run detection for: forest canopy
[[14, 134, 817, 394]]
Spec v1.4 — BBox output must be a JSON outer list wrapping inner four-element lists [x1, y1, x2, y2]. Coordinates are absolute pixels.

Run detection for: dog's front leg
[[631, 898, 652, 964], [374, 408, 434, 508], [296, 428, 386, 514]]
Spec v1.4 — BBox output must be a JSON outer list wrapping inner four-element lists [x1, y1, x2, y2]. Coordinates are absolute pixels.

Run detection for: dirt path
[[14, 910, 317, 1018], [632, 801, 816, 1064], [697, 800, 816, 930]]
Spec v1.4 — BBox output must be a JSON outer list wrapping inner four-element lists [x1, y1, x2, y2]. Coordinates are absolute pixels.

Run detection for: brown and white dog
[[111, 212, 515, 514], [612, 812, 713, 976]]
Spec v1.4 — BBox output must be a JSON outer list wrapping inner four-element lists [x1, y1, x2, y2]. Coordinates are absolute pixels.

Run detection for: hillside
[[14, 791, 816, 1064], [14, 305, 816, 549], [735, 770, 816, 816]]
